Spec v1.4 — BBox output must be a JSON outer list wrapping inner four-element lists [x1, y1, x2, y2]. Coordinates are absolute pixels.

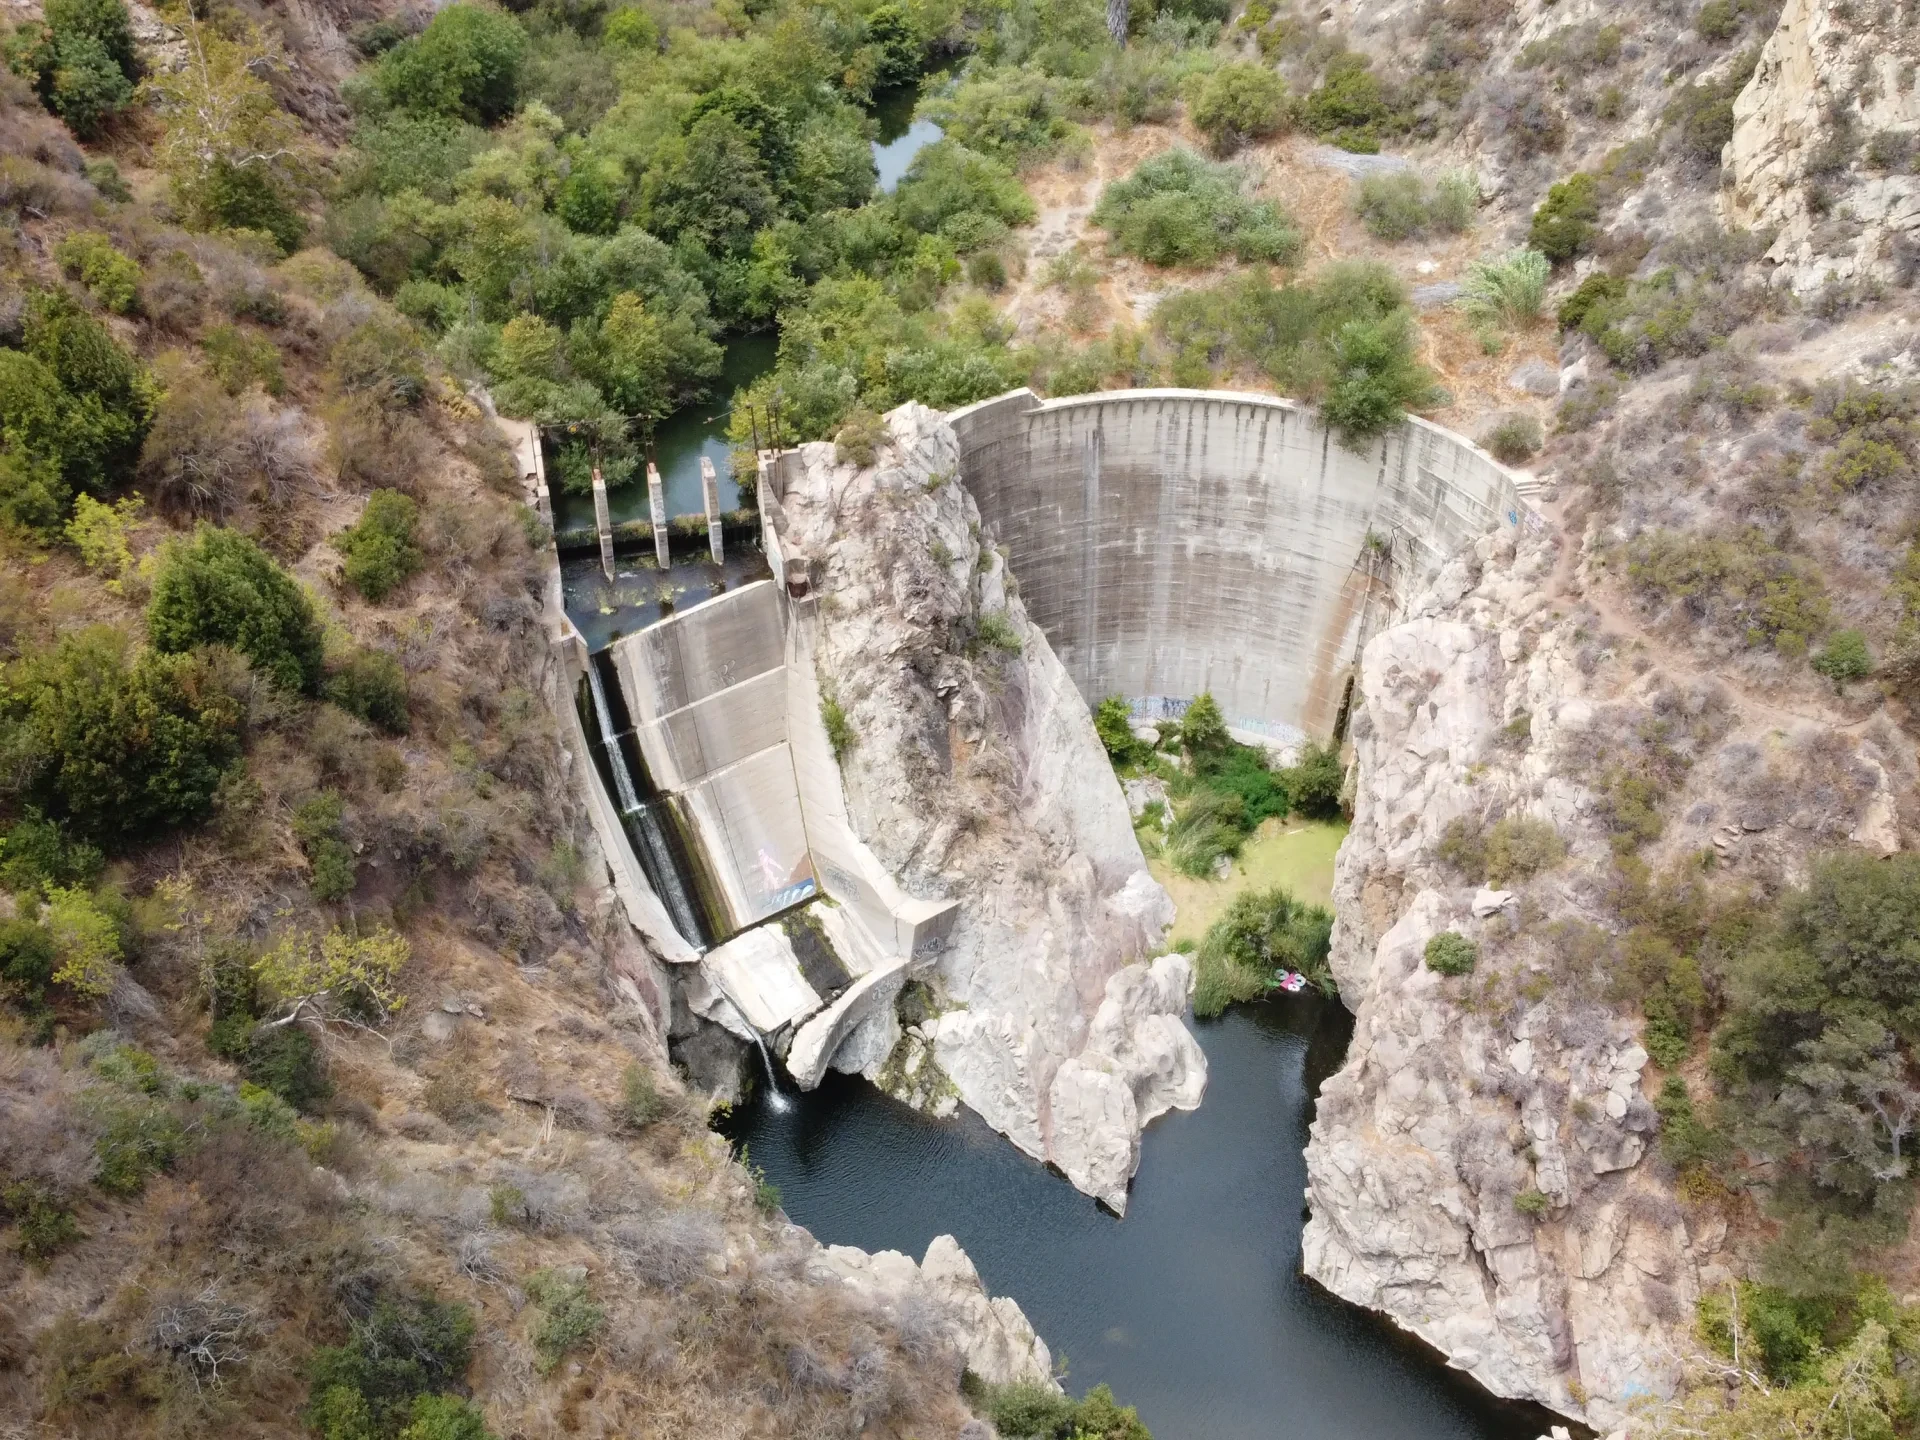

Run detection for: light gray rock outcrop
[[810, 1233, 1057, 1389], [1306, 527, 1699, 1433], [1726, 0, 1920, 291], [773, 404, 1200, 1213]]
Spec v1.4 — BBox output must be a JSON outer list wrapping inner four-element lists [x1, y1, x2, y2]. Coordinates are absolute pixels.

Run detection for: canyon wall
[[763, 404, 1203, 1214]]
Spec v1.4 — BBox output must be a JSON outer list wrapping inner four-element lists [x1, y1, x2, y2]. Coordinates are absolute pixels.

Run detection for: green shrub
[[7, 0, 138, 137], [1811, 629, 1872, 690], [2, 627, 243, 845], [1625, 527, 1829, 656], [1482, 815, 1565, 885], [1094, 695, 1141, 764], [1189, 62, 1289, 155], [820, 690, 855, 758], [1280, 740, 1345, 820], [1423, 930, 1477, 976], [1481, 413, 1543, 463], [966, 249, 1008, 291], [1513, 1188, 1550, 1218], [1556, 271, 1626, 331], [335, 490, 424, 601], [330, 318, 430, 409], [973, 1378, 1152, 1440], [1303, 53, 1389, 150], [1165, 787, 1247, 878], [54, 231, 140, 314], [293, 792, 357, 902], [1528, 173, 1600, 262], [307, 1294, 477, 1438], [525, 1269, 604, 1373], [375, 3, 528, 125], [1458, 248, 1550, 329], [1092, 149, 1300, 268], [90, 1093, 186, 1195], [0, 289, 152, 520], [1352, 172, 1426, 241], [396, 1394, 494, 1440], [1320, 312, 1438, 445], [618, 1063, 666, 1130], [833, 408, 888, 467], [44, 0, 137, 82], [1180, 693, 1229, 755], [242, 1023, 331, 1111], [326, 649, 411, 735], [148, 526, 327, 693], [0, 811, 104, 895], [3, 1180, 83, 1262], [975, 610, 1022, 654], [1695, 0, 1741, 41], [201, 324, 284, 396], [1352, 170, 1476, 242], [1192, 886, 1334, 1016]]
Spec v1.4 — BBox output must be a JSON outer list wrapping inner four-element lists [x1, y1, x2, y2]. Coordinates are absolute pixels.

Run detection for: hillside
[[4, 0, 1920, 1435]]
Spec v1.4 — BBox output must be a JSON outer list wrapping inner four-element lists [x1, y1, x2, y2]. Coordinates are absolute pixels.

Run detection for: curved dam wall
[[948, 389, 1530, 739]]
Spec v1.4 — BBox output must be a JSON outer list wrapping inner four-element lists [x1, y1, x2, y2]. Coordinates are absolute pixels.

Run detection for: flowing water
[[725, 994, 1561, 1440]]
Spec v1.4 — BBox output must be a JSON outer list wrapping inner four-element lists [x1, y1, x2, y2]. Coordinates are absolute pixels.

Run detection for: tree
[[1320, 311, 1437, 446], [7, 0, 139, 137], [3, 289, 154, 508], [146, 12, 308, 251], [1107, 0, 1128, 46], [253, 924, 410, 1028], [375, 3, 528, 125], [1181, 692, 1229, 755], [43, 884, 121, 997], [591, 292, 673, 423], [147, 526, 326, 693], [44, 0, 138, 84], [2, 627, 242, 844], [1094, 695, 1139, 762]]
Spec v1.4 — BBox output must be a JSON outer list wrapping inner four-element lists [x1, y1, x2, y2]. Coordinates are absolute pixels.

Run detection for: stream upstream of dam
[[725, 994, 1559, 1440]]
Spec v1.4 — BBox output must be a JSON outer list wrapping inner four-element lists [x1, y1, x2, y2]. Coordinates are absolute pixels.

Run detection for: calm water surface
[[550, 332, 777, 534], [727, 996, 1558, 1440], [870, 81, 943, 191]]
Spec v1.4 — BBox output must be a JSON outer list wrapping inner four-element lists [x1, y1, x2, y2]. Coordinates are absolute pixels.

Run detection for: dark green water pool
[[726, 995, 1559, 1440]]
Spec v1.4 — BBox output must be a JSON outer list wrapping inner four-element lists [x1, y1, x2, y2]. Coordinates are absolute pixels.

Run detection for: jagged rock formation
[[771, 403, 1204, 1213], [1303, 528, 1701, 1431], [808, 1232, 1058, 1389], [1727, 0, 1920, 291]]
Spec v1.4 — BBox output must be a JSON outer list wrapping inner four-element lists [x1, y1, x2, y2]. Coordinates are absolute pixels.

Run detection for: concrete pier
[[701, 455, 724, 563], [590, 466, 614, 581], [647, 462, 670, 569]]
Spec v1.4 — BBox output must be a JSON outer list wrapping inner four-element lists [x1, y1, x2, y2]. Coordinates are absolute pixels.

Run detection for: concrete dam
[[946, 388, 1529, 741], [546, 388, 1527, 1088]]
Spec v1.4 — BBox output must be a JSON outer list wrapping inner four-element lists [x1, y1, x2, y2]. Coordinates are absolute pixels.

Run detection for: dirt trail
[[1539, 494, 1881, 738]]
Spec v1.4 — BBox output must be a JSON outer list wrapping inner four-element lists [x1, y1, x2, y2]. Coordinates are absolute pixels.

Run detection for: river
[[725, 994, 1559, 1440]]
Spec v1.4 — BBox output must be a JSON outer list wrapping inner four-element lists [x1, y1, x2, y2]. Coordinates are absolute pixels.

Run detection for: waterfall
[[585, 662, 641, 814], [585, 660, 705, 946], [716, 989, 791, 1114], [627, 802, 703, 947]]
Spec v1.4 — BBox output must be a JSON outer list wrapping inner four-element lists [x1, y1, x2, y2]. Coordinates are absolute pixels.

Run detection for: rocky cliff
[[771, 404, 1206, 1213], [1305, 526, 1701, 1432], [1726, 0, 1920, 293]]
